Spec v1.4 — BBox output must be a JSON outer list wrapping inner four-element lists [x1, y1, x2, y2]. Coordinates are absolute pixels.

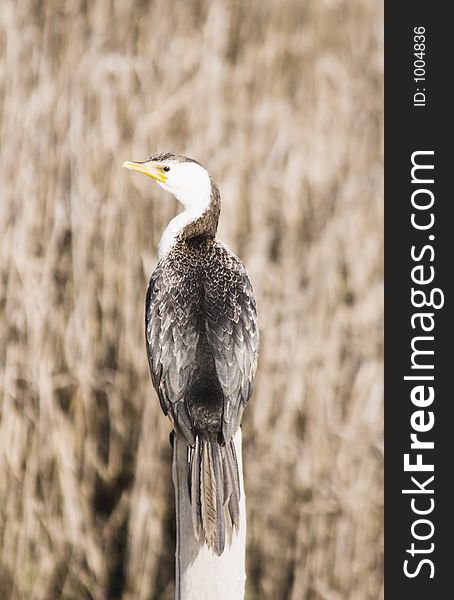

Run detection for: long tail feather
[[190, 436, 201, 540], [224, 440, 240, 533], [210, 439, 225, 555], [200, 436, 219, 550], [189, 434, 241, 555]]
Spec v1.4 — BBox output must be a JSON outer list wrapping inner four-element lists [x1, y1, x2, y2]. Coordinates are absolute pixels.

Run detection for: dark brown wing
[[204, 243, 259, 443], [145, 262, 200, 446]]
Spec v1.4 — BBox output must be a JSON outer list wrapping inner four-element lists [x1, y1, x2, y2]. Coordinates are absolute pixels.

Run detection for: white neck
[[157, 197, 211, 261], [155, 162, 213, 261]]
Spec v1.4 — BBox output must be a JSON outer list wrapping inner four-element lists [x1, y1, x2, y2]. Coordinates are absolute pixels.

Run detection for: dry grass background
[[0, 0, 383, 598]]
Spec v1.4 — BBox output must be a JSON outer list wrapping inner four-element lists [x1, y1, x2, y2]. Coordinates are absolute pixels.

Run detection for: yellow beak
[[122, 160, 167, 183]]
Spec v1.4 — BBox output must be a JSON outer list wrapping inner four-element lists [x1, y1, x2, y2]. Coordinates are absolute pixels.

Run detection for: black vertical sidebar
[[385, 3, 452, 597]]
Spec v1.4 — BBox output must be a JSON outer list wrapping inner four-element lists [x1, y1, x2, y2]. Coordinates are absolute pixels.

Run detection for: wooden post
[[172, 429, 246, 600]]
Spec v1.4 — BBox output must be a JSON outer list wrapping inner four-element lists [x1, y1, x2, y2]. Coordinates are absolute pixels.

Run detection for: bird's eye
[[163, 165, 170, 172]]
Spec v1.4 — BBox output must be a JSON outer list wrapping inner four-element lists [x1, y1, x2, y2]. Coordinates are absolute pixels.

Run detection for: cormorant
[[123, 153, 259, 555]]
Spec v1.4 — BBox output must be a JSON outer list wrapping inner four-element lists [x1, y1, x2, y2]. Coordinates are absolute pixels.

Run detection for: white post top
[[172, 429, 247, 600]]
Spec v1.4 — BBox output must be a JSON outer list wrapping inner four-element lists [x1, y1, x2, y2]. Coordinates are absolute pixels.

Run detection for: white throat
[[155, 161, 213, 260], [157, 193, 212, 261]]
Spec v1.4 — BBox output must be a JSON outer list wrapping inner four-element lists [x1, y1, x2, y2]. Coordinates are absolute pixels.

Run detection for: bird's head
[[122, 152, 212, 212]]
